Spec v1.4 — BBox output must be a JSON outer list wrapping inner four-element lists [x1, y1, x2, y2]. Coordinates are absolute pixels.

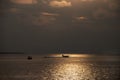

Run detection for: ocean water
[[0, 54, 120, 80]]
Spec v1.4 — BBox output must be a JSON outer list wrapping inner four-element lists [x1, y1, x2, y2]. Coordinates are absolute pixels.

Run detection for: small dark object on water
[[27, 56, 32, 60], [62, 54, 69, 58]]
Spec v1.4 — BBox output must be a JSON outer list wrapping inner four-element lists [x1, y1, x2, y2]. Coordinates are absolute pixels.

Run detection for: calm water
[[0, 54, 120, 80]]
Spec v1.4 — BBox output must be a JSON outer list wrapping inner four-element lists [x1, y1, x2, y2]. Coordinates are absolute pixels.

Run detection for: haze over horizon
[[0, 0, 120, 54]]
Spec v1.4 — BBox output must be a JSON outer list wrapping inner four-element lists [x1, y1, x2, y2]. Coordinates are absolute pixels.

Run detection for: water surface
[[0, 54, 120, 80]]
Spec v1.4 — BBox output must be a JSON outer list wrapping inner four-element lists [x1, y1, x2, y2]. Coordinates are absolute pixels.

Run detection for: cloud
[[11, 0, 37, 4], [41, 12, 59, 16], [75, 16, 87, 20], [33, 12, 59, 26], [49, 0, 72, 8], [81, 0, 95, 2]]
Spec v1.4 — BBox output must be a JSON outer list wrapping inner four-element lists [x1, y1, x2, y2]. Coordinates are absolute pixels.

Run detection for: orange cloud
[[49, 0, 72, 8], [33, 13, 58, 26], [81, 0, 95, 2], [11, 0, 37, 4], [75, 16, 87, 20], [41, 12, 59, 16]]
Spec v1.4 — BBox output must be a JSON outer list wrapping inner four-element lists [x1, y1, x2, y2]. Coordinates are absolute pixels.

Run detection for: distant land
[[0, 51, 119, 56], [0, 52, 24, 54]]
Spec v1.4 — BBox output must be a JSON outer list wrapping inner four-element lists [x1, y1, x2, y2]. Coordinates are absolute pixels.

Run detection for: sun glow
[[49, 0, 72, 8]]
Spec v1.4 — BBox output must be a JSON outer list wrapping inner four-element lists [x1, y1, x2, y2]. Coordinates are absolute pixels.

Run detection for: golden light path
[[51, 53, 91, 58], [51, 62, 93, 80]]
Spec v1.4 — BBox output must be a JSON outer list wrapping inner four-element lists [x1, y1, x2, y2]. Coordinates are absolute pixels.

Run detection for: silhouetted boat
[[27, 56, 32, 60], [62, 54, 69, 58], [43, 50, 69, 58]]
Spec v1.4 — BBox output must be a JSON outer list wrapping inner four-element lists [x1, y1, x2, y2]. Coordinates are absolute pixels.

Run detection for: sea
[[0, 54, 120, 80]]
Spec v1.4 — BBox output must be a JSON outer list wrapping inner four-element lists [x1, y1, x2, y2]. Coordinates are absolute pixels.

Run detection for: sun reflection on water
[[51, 62, 93, 80], [50, 53, 91, 58]]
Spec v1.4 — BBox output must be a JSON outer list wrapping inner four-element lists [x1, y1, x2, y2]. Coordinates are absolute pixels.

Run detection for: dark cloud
[[10, 0, 37, 4]]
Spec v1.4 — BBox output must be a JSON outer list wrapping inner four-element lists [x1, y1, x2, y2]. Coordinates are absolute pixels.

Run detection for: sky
[[0, 0, 120, 54]]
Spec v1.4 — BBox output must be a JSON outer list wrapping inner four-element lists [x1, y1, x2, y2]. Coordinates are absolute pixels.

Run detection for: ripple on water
[[0, 58, 120, 80]]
